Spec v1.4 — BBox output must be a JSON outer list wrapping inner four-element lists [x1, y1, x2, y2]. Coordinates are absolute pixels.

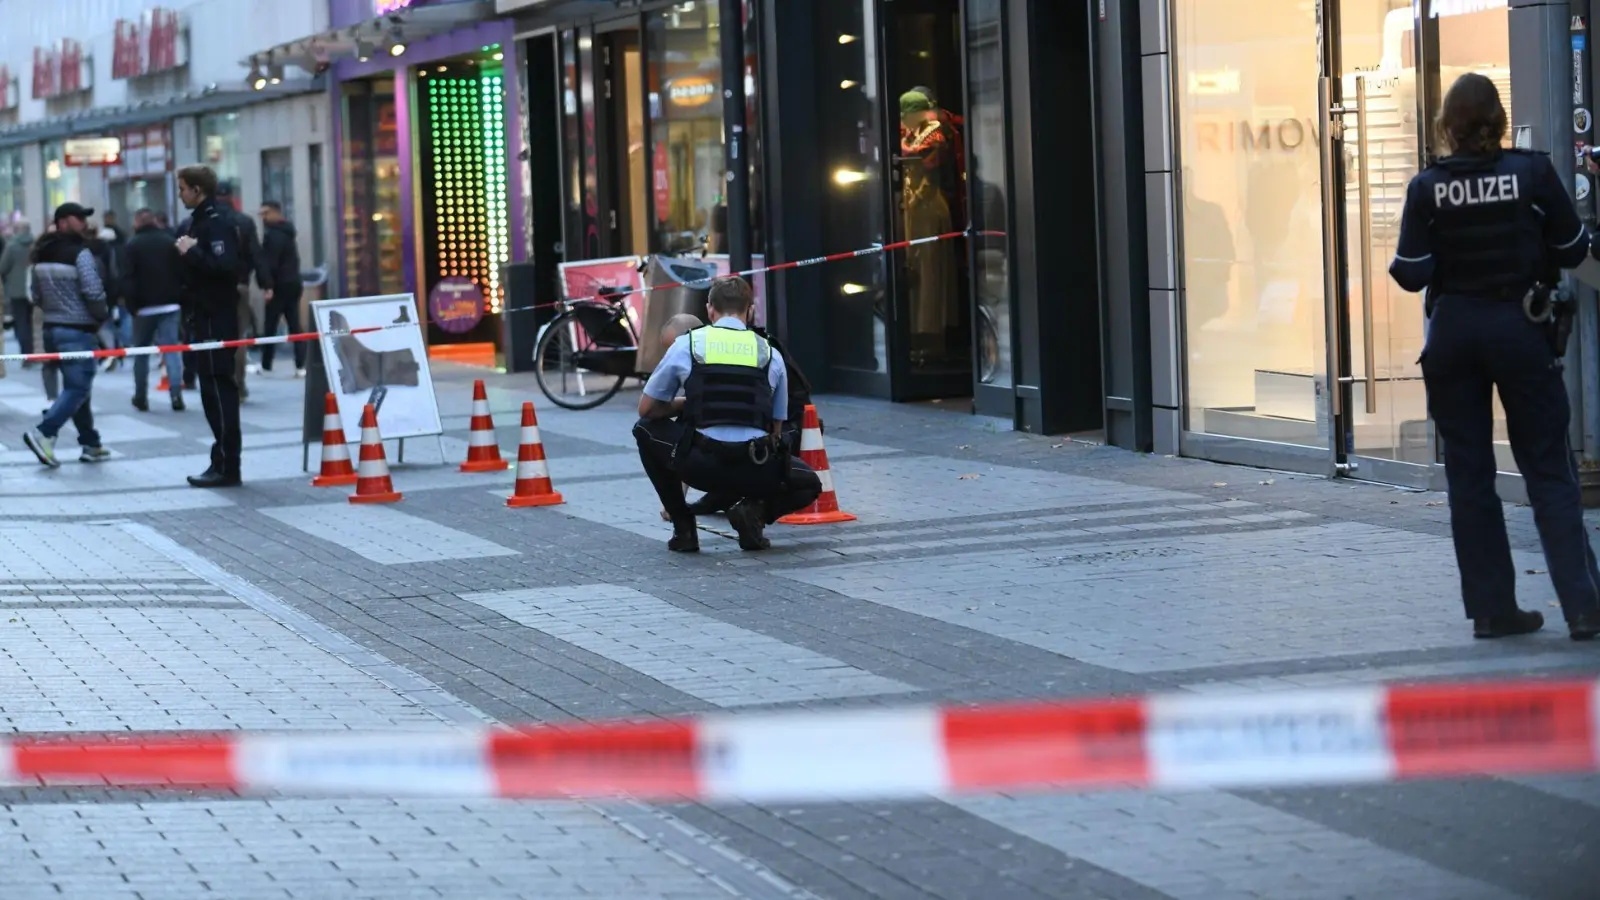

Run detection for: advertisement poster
[[428, 277, 485, 334], [312, 294, 443, 442], [703, 254, 768, 327], [558, 255, 646, 323]]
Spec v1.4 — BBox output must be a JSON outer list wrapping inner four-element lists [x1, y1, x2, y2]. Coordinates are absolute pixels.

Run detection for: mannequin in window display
[[898, 90, 959, 362]]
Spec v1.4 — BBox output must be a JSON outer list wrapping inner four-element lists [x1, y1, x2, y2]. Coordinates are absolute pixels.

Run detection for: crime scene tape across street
[[0, 229, 986, 364], [2, 678, 1595, 801]]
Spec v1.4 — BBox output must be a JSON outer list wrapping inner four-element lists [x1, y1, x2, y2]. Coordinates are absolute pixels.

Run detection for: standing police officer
[[174, 164, 244, 488], [635, 276, 822, 552], [1390, 73, 1600, 641]]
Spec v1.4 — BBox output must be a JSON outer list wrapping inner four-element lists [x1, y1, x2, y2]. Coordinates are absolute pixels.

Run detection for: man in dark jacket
[[256, 201, 305, 376], [121, 208, 186, 412], [23, 203, 113, 467], [214, 183, 260, 399], [175, 166, 244, 487]]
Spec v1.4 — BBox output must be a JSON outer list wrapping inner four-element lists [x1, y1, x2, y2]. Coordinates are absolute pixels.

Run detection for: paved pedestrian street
[[0, 356, 1596, 900]]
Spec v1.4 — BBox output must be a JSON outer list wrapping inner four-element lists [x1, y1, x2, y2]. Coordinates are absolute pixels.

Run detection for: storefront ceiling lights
[[838, 34, 857, 45], [840, 80, 857, 90], [833, 169, 868, 186]]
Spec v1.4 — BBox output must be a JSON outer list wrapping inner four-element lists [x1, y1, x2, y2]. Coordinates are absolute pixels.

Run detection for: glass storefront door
[[1322, 0, 1515, 485], [879, 0, 974, 402]]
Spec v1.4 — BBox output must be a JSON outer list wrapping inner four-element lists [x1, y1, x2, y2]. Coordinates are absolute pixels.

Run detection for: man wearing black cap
[[175, 165, 244, 487], [22, 202, 114, 467]]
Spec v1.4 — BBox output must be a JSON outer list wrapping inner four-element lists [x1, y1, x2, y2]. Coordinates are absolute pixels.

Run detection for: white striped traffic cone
[[460, 379, 510, 473], [506, 401, 564, 508], [311, 391, 358, 487], [349, 404, 403, 504], [779, 404, 857, 525]]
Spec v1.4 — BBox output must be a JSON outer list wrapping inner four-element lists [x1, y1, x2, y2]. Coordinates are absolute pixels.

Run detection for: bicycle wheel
[[534, 312, 630, 410]]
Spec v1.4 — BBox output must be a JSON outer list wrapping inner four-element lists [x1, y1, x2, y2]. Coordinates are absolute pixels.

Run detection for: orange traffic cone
[[349, 404, 403, 504], [460, 379, 510, 472], [311, 392, 359, 487], [156, 368, 170, 393], [779, 405, 857, 525], [506, 401, 564, 508]]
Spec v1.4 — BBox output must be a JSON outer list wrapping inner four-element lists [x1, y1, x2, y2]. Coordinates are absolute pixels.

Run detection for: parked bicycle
[[533, 238, 714, 411]]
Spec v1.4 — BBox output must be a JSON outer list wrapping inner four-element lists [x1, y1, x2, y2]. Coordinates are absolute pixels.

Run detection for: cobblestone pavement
[[0, 350, 1596, 900]]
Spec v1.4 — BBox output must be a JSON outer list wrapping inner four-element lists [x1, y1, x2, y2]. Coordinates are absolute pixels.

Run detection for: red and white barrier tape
[[0, 321, 417, 364], [0, 229, 996, 364], [2, 678, 1594, 800]]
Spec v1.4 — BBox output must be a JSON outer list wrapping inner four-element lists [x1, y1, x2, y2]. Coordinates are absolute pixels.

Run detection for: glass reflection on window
[[647, 4, 724, 254], [965, 0, 1011, 386]]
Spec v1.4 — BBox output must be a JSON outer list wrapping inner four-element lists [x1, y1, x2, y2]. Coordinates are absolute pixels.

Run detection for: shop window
[[309, 143, 326, 268], [341, 80, 404, 297], [965, 0, 1011, 387], [0, 148, 25, 223], [1173, 0, 1327, 446], [260, 148, 294, 221], [646, 3, 724, 254], [43, 141, 82, 215], [559, 29, 585, 258], [199, 113, 244, 207]]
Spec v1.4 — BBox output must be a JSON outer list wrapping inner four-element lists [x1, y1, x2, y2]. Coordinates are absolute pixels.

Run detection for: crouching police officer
[[1390, 72, 1600, 641], [634, 276, 822, 552]]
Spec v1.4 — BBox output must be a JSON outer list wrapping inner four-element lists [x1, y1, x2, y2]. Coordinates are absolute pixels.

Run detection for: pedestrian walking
[[255, 200, 306, 377], [0, 221, 35, 364], [175, 165, 243, 487], [22, 203, 113, 467], [1389, 72, 1600, 641], [121, 208, 186, 412]]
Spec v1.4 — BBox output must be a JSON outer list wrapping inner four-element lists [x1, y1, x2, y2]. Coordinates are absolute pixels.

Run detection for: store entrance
[[879, 0, 973, 403], [1322, 0, 1515, 487]]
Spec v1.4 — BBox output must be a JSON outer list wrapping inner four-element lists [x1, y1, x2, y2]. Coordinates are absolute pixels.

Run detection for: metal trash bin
[[637, 256, 715, 373]]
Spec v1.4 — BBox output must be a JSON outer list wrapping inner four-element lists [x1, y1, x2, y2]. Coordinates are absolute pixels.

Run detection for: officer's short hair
[[707, 276, 754, 316], [176, 165, 218, 197]]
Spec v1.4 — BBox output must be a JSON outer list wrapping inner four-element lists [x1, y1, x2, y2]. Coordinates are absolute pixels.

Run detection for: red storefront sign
[[112, 20, 143, 79], [0, 66, 17, 112], [33, 39, 91, 99], [31, 48, 56, 100], [64, 137, 122, 167], [113, 9, 186, 80]]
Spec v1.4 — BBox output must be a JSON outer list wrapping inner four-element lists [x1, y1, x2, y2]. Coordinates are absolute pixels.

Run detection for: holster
[[1524, 283, 1575, 357]]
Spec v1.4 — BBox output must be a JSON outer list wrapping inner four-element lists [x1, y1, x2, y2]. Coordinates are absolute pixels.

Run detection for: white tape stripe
[[698, 708, 947, 801], [816, 467, 835, 495], [1146, 688, 1393, 789], [235, 733, 496, 796], [799, 428, 823, 452], [0, 740, 15, 785]]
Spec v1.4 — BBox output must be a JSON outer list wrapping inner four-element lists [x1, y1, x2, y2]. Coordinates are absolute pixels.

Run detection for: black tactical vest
[[1424, 150, 1545, 296], [683, 326, 774, 432]]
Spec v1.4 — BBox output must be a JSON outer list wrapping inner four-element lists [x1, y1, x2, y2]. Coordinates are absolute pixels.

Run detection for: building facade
[[0, 0, 334, 285]]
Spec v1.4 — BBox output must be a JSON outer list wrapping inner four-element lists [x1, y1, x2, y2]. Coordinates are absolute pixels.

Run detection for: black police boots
[[1473, 608, 1544, 639], [728, 500, 771, 551], [187, 467, 242, 489], [1569, 611, 1600, 642], [668, 519, 699, 553]]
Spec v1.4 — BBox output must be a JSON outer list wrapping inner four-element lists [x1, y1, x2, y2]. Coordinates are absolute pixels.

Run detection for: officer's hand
[[175, 236, 197, 254]]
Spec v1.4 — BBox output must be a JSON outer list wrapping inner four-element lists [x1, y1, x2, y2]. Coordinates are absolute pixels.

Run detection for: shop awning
[[242, 0, 496, 73], [0, 81, 322, 150]]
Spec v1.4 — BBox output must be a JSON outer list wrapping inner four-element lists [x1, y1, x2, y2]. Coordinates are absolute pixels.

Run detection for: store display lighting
[[356, 40, 373, 62], [838, 34, 857, 44], [388, 27, 407, 56], [840, 79, 857, 90], [248, 57, 267, 91], [841, 283, 867, 295], [267, 61, 284, 85], [833, 168, 868, 186]]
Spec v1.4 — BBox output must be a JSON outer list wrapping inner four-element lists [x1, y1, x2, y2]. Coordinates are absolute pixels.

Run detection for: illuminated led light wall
[[418, 61, 508, 339]]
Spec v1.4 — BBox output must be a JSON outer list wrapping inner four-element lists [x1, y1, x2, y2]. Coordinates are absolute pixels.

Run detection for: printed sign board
[[312, 294, 443, 443], [64, 137, 122, 167]]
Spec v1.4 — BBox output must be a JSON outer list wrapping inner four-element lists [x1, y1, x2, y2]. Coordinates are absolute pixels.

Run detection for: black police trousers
[[634, 418, 821, 525], [1422, 292, 1600, 622], [194, 347, 241, 478]]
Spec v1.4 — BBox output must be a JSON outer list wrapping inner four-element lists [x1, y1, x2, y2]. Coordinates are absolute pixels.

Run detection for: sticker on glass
[[1578, 174, 1592, 202], [1577, 108, 1593, 134]]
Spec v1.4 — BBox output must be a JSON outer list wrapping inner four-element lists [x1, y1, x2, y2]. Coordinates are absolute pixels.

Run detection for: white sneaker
[[79, 445, 112, 463], [23, 429, 59, 468], [295, 368, 307, 379]]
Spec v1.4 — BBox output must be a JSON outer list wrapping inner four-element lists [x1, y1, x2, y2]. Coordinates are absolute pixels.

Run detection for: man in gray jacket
[[23, 203, 114, 466]]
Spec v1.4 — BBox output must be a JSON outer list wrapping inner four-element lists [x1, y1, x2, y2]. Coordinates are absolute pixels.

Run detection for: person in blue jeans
[[23, 202, 113, 466], [120, 208, 186, 411]]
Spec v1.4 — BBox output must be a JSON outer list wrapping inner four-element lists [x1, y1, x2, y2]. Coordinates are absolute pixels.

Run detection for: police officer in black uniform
[[1390, 73, 1600, 641], [174, 164, 244, 488], [635, 276, 822, 552]]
